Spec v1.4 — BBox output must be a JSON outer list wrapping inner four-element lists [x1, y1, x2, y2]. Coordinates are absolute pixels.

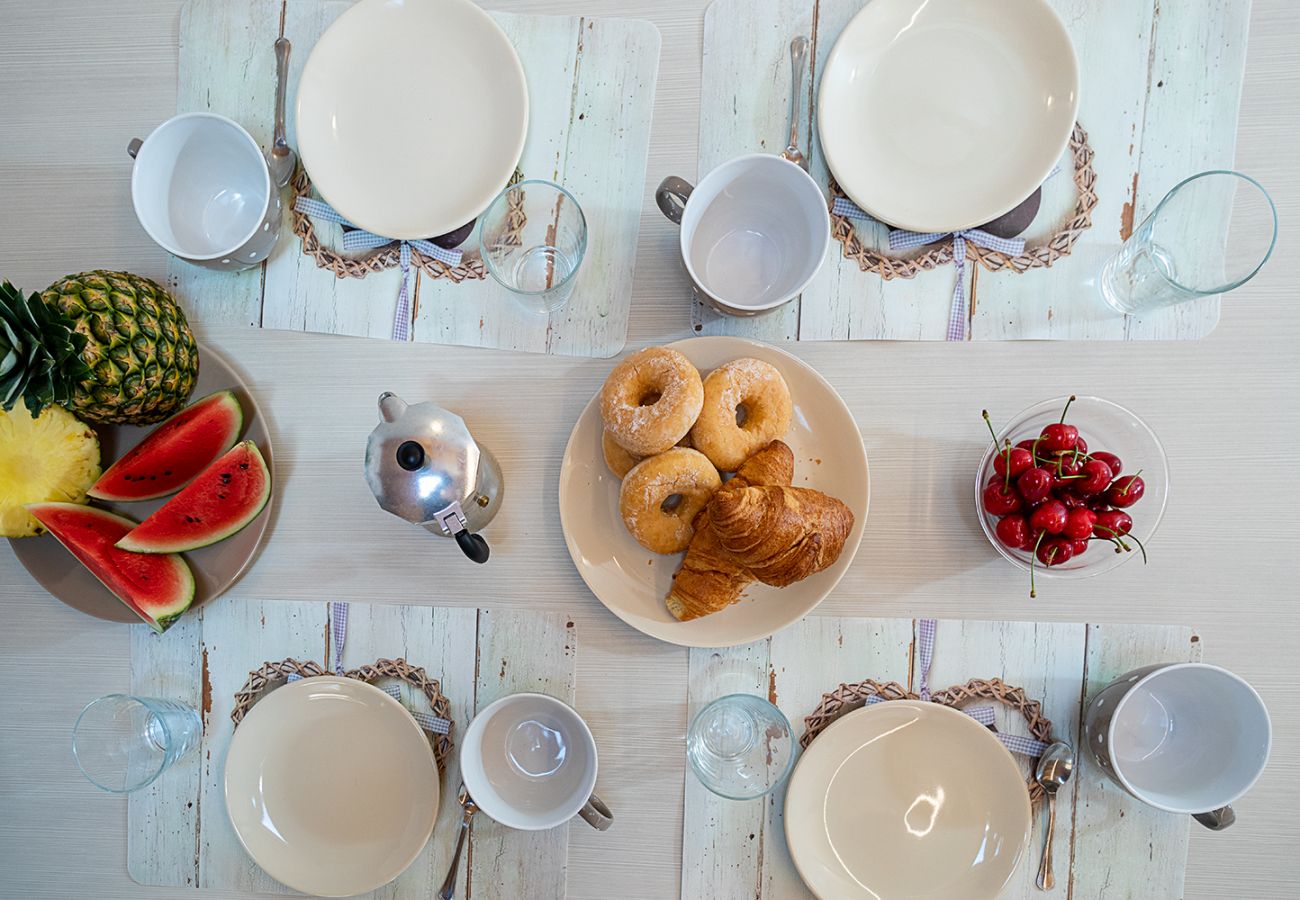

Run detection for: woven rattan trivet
[[830, 122, 1099, 279], [801, 676, 1056, 801], [230, 656, 455, 773], [289, 166, 525, 285]]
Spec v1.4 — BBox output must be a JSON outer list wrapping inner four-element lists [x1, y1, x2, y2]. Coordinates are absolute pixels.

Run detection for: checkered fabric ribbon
[[864, 618, 1049, 758], [286, 601, 451, 736], [831, 198, 1025, 341], [293, 197, 464, 342]]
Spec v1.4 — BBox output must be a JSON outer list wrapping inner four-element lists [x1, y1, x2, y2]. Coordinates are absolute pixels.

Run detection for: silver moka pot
[[364, 392, 503, 563]]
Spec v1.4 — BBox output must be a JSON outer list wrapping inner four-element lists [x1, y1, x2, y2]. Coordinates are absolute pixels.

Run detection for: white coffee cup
[[128, 112, 281, 271], [459, 692, 612, 831], [656, 153, 829, 317], [1084, 662, 1270, 830]]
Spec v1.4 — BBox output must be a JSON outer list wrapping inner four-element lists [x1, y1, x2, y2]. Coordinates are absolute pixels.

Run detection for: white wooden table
[[0, 1, 1297, 898]]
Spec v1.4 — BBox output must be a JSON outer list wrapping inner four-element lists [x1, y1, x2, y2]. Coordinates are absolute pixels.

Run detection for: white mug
[[656, 153, 829, 317], [1084, 662, 1270, 830], [128, 112, 281, 271], [459, 692, 612, 831]]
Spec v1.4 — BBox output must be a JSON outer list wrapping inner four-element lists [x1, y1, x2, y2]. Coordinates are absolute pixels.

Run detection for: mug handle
[[1193, 805, 1236, 830], [127, 138, 143, 159], [577, 792, 613, 831], [655, 176, 694, 225]]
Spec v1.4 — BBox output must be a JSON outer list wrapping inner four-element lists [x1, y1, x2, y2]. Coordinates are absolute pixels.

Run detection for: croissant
[[665, 441, 794, 621], [709, 485, 854, 588]]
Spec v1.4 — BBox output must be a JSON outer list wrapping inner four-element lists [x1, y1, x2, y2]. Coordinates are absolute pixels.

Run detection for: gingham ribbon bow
[[286, 601, 451, 736], [293, 197, 463, 342], [832, 198, 1025, 341], [865, 618, 1049, 758]]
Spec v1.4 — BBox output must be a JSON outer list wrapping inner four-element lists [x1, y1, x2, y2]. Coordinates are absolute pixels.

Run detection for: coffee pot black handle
[[455, 531, 490, 564]]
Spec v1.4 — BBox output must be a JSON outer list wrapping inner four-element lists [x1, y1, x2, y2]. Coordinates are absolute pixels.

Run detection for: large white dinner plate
[[295, 0, 528, 239], [224, 677, 439, 897], [785, 702, 1031, 899], [818, 0, 1079, 233], [559, 337, 869, 648]]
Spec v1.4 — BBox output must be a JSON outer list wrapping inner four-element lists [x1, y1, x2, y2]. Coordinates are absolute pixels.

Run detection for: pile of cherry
[[982, 396, 1147, 597]]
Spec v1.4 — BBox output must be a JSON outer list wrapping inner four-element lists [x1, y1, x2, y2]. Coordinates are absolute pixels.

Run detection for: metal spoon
[[436, 785, 478, 900], [1034, 742, 1075, 891], [269, 37, 296, 188], [781, 37, 810, 171]]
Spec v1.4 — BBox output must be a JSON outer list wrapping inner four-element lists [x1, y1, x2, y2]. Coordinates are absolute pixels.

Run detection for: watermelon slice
[[89, 390, 243, 502], [116, 441, 271, 554], [25, 502, 194, 633]]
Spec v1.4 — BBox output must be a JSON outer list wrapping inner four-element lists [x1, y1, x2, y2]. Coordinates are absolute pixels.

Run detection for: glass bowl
[[976, 396, 1169, 581]]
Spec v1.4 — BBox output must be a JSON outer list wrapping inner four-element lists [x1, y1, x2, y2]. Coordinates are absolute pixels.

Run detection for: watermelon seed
[[239, 463, 249, 470], [164, 470, 172, 476]]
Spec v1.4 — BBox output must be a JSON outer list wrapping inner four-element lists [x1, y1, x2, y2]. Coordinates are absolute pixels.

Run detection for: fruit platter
[[1, 272, 273, 629]]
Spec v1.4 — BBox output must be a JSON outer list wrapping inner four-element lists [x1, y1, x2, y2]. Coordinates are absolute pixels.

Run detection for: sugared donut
[[603, 430, 643, 479], [619, 448, 722, 554], [600, 347, 704, 456], [690, 358, 793, 471]]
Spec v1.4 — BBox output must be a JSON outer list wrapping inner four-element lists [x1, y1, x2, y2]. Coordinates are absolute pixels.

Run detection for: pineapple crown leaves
[[0, 279, 91, 415]]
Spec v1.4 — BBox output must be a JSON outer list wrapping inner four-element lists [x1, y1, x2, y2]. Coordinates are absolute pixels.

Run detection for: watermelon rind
[[116, 441, 271, 554], [25, 502, 195, 633], [89, 390, 244, 502]]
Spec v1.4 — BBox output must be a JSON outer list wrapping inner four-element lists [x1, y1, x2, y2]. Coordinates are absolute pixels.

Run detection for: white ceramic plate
[[785, 702, 1031, 899], [558, 337, 869, 648], [224, 677, 439, 897], [818, 0, 1079, 232], [295, 0, 529, 239]]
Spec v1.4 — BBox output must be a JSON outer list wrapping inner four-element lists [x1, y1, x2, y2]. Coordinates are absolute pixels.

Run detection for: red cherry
[[1039, 423, 1080, 454], [1076, 459, 1114, 495], [1030, 500, 1068, 534], [1050, 452, 1083, 488], [1093, 509, 1134, 538], [1063, 508, 1098, 541], [1058, 490, 1089, 509], [1015, 438, 1039, 455], [1074, 436, 1089, 455], [1036, 537, 1074, 567], [1070, 539, 1090, 556], [982, 482, 1022, 516], [1090, 451, 1122, 475], [995, 515, 1031, 550], [994, 446, 1034, 479], [1105, 474, 1146, 508], [1016, 467, 1053, 504]]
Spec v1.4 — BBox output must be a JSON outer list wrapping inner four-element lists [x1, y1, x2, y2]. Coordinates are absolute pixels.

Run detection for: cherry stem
[[1059, 394, 1077, 424], [1124, 530, 1149, 564], [1003, 441, 1013, 491], [1095, 526, 1135, 556], [1030, 531, 1046, 599], [1031, 435, 1044, 466]]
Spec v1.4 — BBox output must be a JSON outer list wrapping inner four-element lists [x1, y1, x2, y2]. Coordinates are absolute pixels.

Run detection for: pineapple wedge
[[0, 404, 101, 537]]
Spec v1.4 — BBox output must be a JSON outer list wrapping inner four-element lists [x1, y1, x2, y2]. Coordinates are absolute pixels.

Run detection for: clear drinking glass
[[478, 179, 587, 314], [1099, 170, 1277, 315], [72, 694, 202, 793], [686, 694, 794, 800]]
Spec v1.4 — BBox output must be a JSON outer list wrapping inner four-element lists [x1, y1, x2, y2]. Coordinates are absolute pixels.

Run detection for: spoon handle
[[1035, 793, 1057, 890], [784, 36, 809, 169], [437, 803, 474, 899]]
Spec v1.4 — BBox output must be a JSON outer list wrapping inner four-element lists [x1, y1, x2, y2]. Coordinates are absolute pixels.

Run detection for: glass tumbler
[[72, 694, 202, 793], [478, 179, 587, 314], [1099, 170, 1277, 315], [686, 694, 794, 800]]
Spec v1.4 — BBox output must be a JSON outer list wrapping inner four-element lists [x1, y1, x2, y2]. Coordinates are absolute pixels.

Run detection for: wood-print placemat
[[692, 0, 1251, 341], [682, 616, 1202, 899], [172, 0, 659, 358], [128, 598, 576, 899]]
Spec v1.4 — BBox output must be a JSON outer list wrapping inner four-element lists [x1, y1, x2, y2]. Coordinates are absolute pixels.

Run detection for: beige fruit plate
[[558, 336, 869, 648], [11, 345, 273, 623]]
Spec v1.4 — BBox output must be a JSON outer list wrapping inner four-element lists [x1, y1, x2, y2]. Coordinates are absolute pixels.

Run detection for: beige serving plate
[[10, 344, 272, 624], [295, 0, 529, 239], [785, 702, 1031, 899], [224, 677, 439, 897], [558, 336, 869, 648]]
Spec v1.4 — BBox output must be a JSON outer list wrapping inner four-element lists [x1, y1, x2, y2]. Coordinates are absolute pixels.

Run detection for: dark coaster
[[978, 188, 1042, 239]]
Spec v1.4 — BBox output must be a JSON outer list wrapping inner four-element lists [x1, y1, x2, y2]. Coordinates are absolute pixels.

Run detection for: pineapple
[[0, 272, 198, 425], [0, 403, 101, 537]]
